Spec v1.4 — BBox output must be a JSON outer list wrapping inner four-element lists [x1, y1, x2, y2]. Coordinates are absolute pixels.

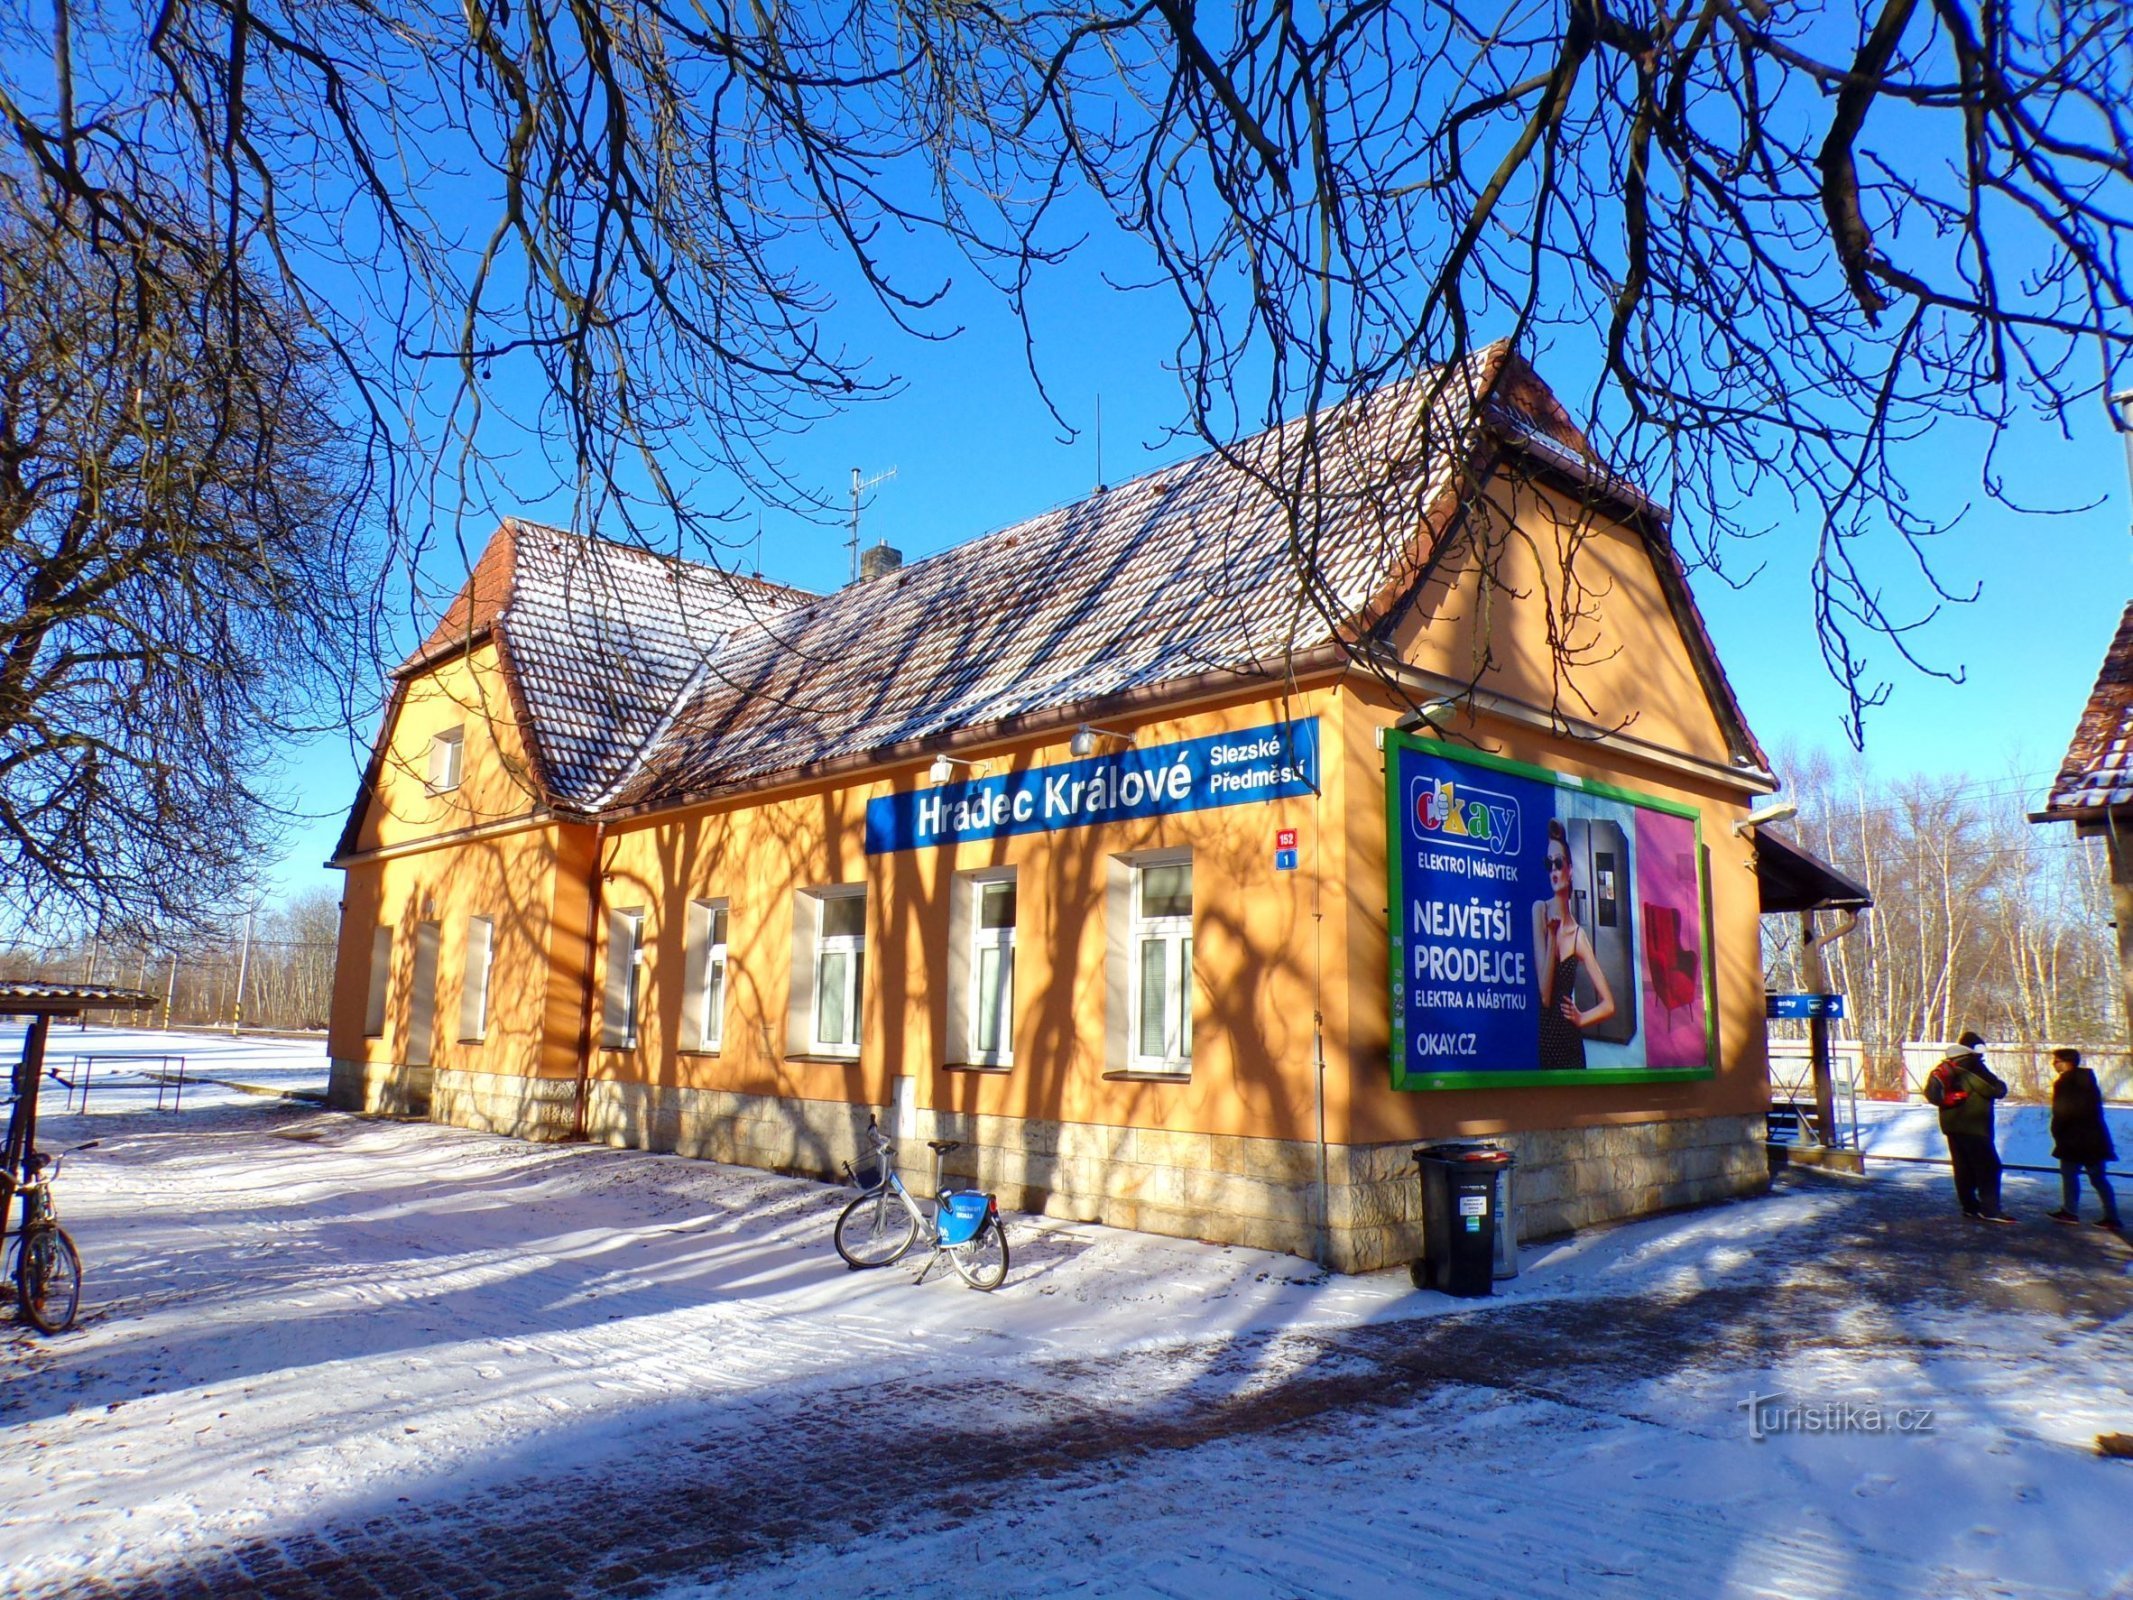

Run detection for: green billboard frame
[[1384, 730, 1719, 1091]]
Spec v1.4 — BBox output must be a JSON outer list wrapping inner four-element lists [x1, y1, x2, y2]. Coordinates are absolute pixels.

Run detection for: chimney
[[858, 540, 903, 582]]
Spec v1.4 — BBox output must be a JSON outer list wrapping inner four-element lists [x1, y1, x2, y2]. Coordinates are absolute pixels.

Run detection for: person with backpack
[[2046, 1048, 2123, 1231], [1924, 1030, 2012, 1223]]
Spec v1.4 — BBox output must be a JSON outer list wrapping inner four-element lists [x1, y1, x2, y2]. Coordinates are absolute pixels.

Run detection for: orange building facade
[[329, 351, 1782, 1270]]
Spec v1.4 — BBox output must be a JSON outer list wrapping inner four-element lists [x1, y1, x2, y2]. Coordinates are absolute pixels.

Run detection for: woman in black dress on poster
[[1533, 819, 1617, 1069]]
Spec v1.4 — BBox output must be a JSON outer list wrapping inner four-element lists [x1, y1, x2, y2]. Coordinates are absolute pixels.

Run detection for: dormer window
[[427, 726, 465, 793]]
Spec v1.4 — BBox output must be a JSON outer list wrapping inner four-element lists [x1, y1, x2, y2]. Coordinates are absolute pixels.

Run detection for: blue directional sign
[[1766, 992, 1845, 1021]]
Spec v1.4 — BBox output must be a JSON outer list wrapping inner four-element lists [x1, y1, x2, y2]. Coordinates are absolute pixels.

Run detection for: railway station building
[[327, 345, 1790, 1271]]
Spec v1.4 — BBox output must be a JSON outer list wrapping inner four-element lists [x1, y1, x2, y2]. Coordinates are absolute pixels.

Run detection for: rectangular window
[[363, 926, 392, 1037], [601, 907, 646, 1049], [1129, 861, 1193, 1071], [682, 899, 729, 1052], [458, 915, 494, 1043], [426, 726, 466, 793], [810, 890, 865, 1056], [971, 878, 1016, 1064], [406, 921, 441, 1068]]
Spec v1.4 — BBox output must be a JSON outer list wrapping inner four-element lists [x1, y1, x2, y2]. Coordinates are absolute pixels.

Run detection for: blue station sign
[[865, 719, 1320, 854], [1767, 992, 1845, 1021]]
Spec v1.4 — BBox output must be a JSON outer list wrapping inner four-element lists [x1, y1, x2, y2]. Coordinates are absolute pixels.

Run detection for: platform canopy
[[1754, 829, 1872, 915], [0, 981, 159, 1016]]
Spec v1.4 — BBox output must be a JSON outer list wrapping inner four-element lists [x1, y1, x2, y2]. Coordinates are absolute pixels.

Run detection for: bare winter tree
[[1763, 745, 2124, 1091], [0, 189, 370, 935], [0, 1, 2126, 736]]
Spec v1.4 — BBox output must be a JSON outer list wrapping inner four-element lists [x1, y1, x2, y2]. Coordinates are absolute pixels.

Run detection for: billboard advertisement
[[1385, 732, 1715, 1090]]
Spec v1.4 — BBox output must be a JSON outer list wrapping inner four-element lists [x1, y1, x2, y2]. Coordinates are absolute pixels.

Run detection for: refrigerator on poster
[[1385, 732, 1716, 1090]]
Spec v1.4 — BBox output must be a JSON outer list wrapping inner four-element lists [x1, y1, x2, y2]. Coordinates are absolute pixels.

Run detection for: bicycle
[[834, 1117, 1009, 1290], [5, 1141, 93, 1334]]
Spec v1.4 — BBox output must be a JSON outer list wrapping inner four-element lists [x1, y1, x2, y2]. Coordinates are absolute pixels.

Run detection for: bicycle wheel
[[18, 1225, 82, 1333], [947, 1213, 1009, 1291], [834, 1190, 918, 1269]]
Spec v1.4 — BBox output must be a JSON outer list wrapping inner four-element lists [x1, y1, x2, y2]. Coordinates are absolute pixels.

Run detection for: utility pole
[[848, 466, 897, 584], [230, 911, 254, 1036], [163, 952, 178, 1032]]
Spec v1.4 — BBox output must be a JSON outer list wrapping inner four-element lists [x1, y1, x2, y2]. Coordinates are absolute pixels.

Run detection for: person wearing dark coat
[[1924, 1029, 2012, 1222], [2046, 1048, 2123, 1230]]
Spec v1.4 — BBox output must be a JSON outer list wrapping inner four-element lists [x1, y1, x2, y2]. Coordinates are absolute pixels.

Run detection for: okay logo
[[1412, 776, 1522, 856]]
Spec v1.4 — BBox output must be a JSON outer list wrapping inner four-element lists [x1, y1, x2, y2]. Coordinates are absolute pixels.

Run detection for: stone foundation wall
[[334, 1063, 1769, 1273], [578, 1082, 1766, 1273], [1327, 1114, 1771, 1272], [326, 1057, 433, 1118], [433, 1067, 579, 1142]]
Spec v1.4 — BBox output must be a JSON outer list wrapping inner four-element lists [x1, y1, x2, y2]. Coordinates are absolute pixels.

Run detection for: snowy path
[[4, 1087, 2131, 1599]]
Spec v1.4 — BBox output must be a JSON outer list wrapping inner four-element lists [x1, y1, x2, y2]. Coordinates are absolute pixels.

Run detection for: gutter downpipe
[[571, 820, 609, 1143]]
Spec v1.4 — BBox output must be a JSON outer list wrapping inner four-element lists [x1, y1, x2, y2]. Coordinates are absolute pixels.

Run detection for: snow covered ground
[[1856, 1099, 2133, 1172], [1, 1022, 329, 1115], [3, 1038, 2130, 1599]]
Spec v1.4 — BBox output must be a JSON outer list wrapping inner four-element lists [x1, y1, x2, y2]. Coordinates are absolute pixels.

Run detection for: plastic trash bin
[[1412, 1142, 1516, 1296]]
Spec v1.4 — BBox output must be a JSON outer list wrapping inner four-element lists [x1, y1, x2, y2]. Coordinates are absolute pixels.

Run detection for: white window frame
[[968, 876, 1016, 1066], [1128, 858, 1193, 1074], [363, 925, 393, 1038], [807, 888, 866, 1058], [681, 899, 729, 1053], [458, 915, 494, 1043], [426, 725, 466, 793], [602, 907, 647, 1050]]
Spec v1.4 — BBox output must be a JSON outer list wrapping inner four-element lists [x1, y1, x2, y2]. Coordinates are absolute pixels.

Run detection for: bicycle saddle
[[927, 1139, 962, 1154]]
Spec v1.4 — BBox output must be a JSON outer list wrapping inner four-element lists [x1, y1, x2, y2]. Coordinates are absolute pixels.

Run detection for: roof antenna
[[849, 465, 898, 584], [2114, 388, 2133, 552], [752, 513, 763, 580], [1095, 395, 1106, 494]]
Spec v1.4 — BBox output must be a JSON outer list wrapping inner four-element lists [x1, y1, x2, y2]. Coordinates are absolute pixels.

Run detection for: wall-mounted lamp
[[1070, 724, 1134, 758], [1732, 799, 1798, 837], [928, 753, 989, 784], [1393, 698, 1460, 736]]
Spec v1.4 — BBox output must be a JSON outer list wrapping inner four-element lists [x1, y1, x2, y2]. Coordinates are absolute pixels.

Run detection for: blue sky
[[270, 268, 2133, 903]]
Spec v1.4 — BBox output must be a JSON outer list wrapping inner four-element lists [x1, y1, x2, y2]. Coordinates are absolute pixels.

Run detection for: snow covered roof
[[0, 981, 159, 1014], [349, 345, 1762, 840], [390, 521, 815, 808], [2037, 599, 2133, 822]]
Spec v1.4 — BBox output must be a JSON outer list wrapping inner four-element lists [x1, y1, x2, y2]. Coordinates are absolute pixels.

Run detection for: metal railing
[[41, 1054, 190, 1114], [1767, 1057, 1860, 1149]]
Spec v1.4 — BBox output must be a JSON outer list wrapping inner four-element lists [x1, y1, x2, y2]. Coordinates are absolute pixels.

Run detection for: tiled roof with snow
[[391, 523, 814, 809], [366, 344, 1760, 834], [616, 348, 1517, 807], [495, 528, 814, 805], [2040, 600, 2133, 819]]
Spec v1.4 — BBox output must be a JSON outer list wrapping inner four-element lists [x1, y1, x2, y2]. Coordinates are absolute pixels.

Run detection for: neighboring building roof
[[345, 344, 1766, 850], [2036, 600, 2133, 823]]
